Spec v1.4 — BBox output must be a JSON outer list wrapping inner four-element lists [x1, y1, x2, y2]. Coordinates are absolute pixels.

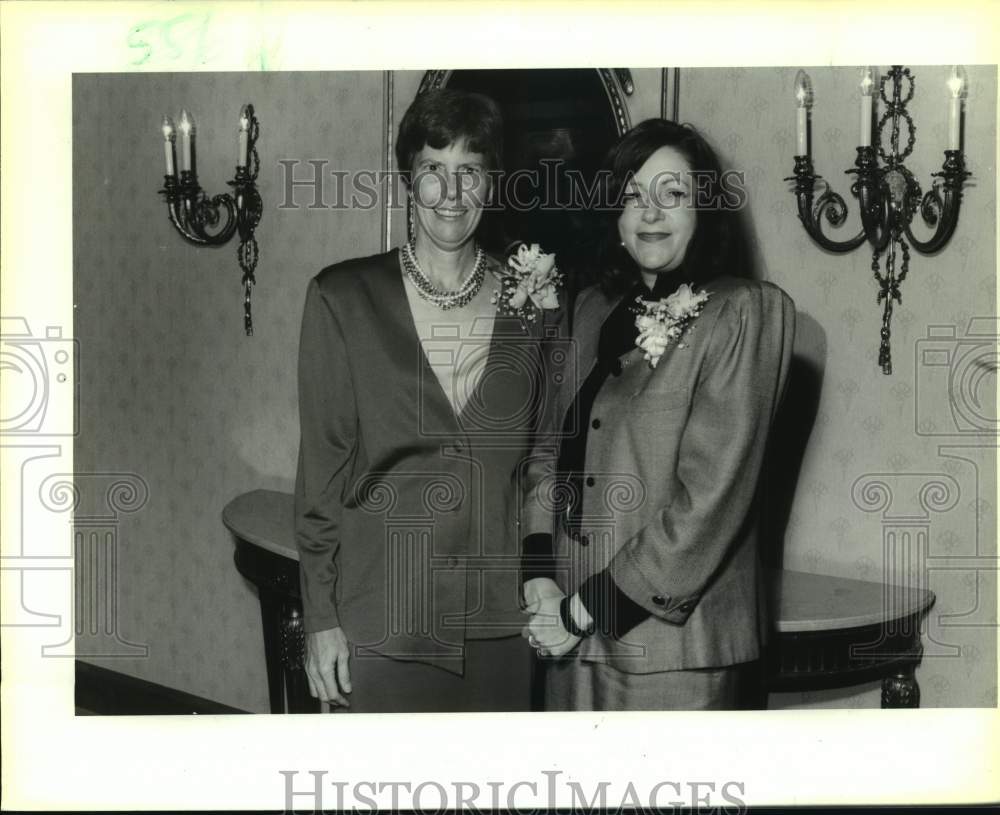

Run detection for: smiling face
[[617, 145, 698, 277], [410, 140, 489, 253]]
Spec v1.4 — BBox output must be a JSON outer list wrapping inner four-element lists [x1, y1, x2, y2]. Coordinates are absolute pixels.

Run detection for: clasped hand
[[305, 626, 352, 707], [521, 577, 582, 658]]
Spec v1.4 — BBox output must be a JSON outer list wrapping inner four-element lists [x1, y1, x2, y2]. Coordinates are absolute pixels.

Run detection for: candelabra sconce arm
[[786, 65, 971, 375], [161, 174, 239, 246], [158, 103, 262, 335], [785, 155, 866, 253], [848, 146, 894, 253], [905, 150, 970, 254]]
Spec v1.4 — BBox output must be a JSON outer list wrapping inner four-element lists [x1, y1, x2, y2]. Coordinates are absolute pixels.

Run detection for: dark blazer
[[523, 276, 795, 673], [295, 249, 560, 674]]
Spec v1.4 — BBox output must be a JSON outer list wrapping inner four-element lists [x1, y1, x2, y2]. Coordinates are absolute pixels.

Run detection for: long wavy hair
[[596, 119, 746, 298]]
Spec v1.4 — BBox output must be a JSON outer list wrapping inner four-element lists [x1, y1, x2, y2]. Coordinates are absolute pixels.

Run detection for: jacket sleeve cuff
[[302, 608, 341, 635], [520, 533, 556, 583], [298, 563, 342, 634], [578, 568, 651, 639]]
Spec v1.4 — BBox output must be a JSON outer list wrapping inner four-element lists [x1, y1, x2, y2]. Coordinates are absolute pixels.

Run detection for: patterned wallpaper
[[73, 71, 384, 711], [74, 67, 996, 712], [679, 66, 997, 709]]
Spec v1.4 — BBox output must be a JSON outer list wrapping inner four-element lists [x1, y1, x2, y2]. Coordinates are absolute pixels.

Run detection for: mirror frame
[[380, 68, 680, 250]]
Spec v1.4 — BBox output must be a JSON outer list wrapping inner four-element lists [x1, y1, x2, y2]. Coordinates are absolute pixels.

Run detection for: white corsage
[[634, 283, 711, 368], [492, 242, 562, 322]]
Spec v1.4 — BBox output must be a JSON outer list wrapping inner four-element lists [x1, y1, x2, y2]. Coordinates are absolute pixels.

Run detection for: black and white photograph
[[2, 2, 998, 811]]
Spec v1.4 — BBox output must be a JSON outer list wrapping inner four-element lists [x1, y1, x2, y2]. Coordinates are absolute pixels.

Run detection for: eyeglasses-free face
[[410, 140, 490, 252], [617, 145, 698, 278]]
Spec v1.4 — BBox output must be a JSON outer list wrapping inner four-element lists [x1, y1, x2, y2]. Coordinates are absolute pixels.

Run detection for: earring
[[407, 195, 416, 244]]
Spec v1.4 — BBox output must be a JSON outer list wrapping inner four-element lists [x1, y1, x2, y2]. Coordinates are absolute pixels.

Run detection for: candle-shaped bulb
[[859, 66, 876, 97], [178, 108, 195, 136], [794, 69, 813, 108], [946, 66, 967, 151], [178, 109, 195, 173], [237, 105, 250, 169], [947, 65, 968, 99], [794, 70, 812, 156], [859, 66, 876, 148], [161, 115, 177, 176]]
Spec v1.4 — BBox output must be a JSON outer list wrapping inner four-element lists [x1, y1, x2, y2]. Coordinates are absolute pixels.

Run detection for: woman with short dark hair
[[295, 88, 562, 712], [521, 118, 795, 710]]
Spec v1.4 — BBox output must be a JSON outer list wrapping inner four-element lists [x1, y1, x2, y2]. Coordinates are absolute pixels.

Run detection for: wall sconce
[[787, 66, 970, 374], [159, 104, 263, 336]]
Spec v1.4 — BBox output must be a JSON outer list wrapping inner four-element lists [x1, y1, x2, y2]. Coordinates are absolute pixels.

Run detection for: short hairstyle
[[597, 118, 743, 297], [395, 89, 504, 185]]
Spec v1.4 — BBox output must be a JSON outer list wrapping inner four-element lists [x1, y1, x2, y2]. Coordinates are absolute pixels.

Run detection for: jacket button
[[652, 595, 667, 607], [578, 534, 589, 547], [678, 600, 694, 613], [585, 476, 596, 487], [591, 418, 601, 429]]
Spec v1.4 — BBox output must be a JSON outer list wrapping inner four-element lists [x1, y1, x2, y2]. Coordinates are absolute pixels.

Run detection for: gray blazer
[[522, 276, 795, 673]]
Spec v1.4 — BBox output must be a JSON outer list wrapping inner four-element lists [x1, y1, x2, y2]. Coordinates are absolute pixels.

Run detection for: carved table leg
[[258, 590, 286, 713], [280, 603, 321, 713], [881, 666, 920, 708]]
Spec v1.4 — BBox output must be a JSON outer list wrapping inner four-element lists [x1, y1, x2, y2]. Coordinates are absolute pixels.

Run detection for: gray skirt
[[333, 634, 532, 713], [543, 658, 755, 711]]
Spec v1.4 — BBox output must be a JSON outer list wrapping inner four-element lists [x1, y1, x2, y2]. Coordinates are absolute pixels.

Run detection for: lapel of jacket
[[555, 289, 625, 421], [456, 310, 526, 431], [372, 249, 463, 437]]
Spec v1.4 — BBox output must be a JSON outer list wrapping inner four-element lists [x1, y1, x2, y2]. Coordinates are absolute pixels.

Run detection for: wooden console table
[[224, 489, 935, 713]]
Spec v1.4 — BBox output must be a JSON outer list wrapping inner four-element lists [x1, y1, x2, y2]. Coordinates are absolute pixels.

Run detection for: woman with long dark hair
[[520, 119, 795, 710]]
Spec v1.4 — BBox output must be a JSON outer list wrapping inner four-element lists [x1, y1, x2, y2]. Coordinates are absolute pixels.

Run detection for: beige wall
[[74, 71, 385, 711], [679, 66, 997, 708], [74, 67, 996, 711]]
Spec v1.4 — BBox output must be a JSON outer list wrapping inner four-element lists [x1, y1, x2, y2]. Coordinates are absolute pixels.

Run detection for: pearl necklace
[[401, 242, 486, 311]]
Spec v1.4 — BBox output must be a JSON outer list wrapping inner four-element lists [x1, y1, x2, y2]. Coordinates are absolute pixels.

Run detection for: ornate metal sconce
[[159, 104, 263, 335], [787, 66, 970, 374]]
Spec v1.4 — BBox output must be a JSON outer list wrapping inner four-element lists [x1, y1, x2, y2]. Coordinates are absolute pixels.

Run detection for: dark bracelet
[[521, 533, 557, 583], [559, 595, 595, 638]]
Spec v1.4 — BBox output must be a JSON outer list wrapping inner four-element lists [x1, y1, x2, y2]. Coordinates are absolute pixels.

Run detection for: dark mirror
[[428, 68, 627, 294]]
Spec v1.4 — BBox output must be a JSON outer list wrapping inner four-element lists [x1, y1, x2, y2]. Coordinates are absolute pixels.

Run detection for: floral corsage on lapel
[[491, 242, 563, 323], [633, 283, 711, 368]]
